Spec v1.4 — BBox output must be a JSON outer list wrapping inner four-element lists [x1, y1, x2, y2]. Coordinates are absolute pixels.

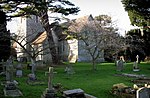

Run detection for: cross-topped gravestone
[[6, 57, 15, 81], [47, 67, 54, 90], [41, 67, 55, 98], [136, 55, 139, 63]]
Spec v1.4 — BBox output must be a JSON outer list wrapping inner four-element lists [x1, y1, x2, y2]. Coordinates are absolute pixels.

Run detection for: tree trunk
[[38, 11, 59, 64], [92, 59, 97, 71], [31, 58, 36, 75]]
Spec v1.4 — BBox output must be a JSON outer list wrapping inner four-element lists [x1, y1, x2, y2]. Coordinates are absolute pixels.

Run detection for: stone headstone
[[16, 70, 22, 77], [28, 73, 36, 81], [133, 61, 140, 71], [16, 63, 23, 77], [117, 59, 124, 71], [136, 87, 150, 98], [5, 57, 15, 81]]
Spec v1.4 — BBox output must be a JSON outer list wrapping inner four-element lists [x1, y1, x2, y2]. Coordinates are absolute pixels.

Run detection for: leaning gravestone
[[136, 87, 150, 98], [41, 67, 55, 98]]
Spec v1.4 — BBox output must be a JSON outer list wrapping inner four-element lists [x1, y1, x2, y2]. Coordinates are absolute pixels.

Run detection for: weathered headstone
[[4, 57, 23, 97], [5, 57, 15, 81], [41, 67, 55, 98], [133, 61, 140, 71], [65, 50, 76, 74], [16, 63, 23, 77], [116, 59, 124, 71], [136, 87, 150, 98], [47, 67, 54, 90]]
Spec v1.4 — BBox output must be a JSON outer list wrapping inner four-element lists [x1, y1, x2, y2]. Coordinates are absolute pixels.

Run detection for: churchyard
[[0, 61, 150, 98]]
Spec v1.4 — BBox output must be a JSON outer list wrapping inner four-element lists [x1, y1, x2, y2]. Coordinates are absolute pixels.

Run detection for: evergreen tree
[[0, 10, 11, 61], [121, 0, 150, 27], [0, 0, 79, 64]]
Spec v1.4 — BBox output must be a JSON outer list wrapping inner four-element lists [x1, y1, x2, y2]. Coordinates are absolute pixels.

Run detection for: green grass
[[0, 62, 150, 98]]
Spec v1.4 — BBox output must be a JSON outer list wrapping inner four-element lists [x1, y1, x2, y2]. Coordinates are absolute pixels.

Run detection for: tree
[[0, 0, 79, 64], [67, 15, 124, 70], [11, 31, 50, 78], [0, 10, 11, 62], [122, 0, 150, 60], [121, 0, 150, 27], [125, 29, 150, 61]]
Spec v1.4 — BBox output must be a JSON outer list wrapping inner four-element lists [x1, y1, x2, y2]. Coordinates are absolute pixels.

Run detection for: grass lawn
[[0, 62, 150, 98]]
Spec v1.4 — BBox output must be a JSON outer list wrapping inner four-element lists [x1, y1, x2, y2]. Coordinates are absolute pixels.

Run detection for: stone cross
[[136, 55, 139, 63], [46, 67, 54, 90], [6, 58, 15, 81]]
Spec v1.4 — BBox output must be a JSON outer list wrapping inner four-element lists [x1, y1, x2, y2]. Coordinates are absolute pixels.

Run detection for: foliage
[[125, 28, 150, 61], [0, 0, 79, 18], [0, 10, 11, 61], [0, 0, 80, 64], [121, 0, 150, 27]]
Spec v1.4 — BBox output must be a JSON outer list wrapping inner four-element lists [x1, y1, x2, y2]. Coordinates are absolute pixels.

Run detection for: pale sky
[[68, 0, 136, 36], [7, 0, 136, 36]]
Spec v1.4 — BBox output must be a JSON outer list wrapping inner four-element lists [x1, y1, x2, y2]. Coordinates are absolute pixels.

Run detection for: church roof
[[32, 31, 47, 45]]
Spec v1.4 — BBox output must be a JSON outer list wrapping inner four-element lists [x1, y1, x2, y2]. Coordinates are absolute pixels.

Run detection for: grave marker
[[136, 87, 150, 98], [117, 58, 124, 71], [41, 67, 55, 98]]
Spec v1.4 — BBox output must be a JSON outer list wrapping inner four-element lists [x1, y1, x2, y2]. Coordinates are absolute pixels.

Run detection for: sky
[[68, 0, 136, 36], [7, 0, 136, 36]]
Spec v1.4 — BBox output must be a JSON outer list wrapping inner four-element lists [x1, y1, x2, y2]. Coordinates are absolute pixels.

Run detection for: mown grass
[[0, 62, 150, 98]]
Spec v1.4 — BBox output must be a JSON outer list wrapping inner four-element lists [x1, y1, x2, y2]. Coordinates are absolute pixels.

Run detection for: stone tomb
[[63, 88, 85, 98], [4, 81, 23, 97], [63, 88, 97, 98]]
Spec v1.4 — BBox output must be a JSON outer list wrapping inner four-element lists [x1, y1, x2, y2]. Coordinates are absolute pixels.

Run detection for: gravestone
[[41, 67, 55, 98], [136, 55, 139, 63], [63, 88, 85, 98], [16, 63, 23, 77], [117, 59, 124, 71], [5, 57, 15, 81], [65, 50, 76, 74], [4, 57, 23, 97], [136, 87, 150, 98], [133, 61, 140, 71]]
